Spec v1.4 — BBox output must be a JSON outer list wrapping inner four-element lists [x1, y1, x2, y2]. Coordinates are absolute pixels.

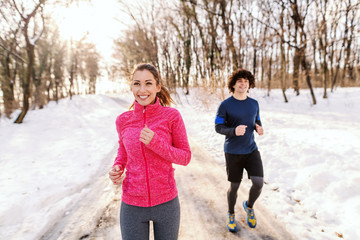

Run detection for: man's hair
[[227, 69, 255, 93]]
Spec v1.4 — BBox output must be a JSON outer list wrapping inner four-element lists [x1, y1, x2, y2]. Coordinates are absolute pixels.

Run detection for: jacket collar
[[133, 97, 161, 115]]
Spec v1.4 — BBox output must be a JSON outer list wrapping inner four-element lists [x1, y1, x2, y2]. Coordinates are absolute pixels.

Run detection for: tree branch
[[0, 42, 26, 63]]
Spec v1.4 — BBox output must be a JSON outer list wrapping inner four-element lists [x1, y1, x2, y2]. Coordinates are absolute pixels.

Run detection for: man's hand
[[255, 124, 264, 135], [235, 125, 247, 136]]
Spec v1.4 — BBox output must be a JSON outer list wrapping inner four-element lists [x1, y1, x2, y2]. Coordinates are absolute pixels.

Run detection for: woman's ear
[[156, 83, 161, 93]]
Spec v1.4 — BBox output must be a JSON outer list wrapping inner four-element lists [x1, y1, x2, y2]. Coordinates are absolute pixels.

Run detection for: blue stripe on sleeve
[[215, 116, 224, 124]]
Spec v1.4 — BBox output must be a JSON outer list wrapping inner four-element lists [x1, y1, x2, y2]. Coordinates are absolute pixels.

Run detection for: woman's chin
[[136, 98, 154, 106]]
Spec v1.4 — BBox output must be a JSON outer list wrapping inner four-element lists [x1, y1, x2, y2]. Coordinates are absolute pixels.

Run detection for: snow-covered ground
[[0, 87, 359, 239], [175, 87, 360, 239], [0, 95, 124, 240]]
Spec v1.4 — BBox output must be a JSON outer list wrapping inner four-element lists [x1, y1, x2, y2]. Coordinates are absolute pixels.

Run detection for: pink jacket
[[113, 99, 191, 207]]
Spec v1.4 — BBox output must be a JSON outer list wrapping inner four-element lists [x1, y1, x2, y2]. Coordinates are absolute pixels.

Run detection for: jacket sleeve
[[113, 115, 127, 169], [255, 102, 262, 127], [215, 124, 236, 137], [215, 101, 236, 137], [146, 110, 191, 166]]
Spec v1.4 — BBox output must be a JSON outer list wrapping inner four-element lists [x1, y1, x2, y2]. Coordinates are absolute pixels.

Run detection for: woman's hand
[[255, 124, 264, 135], [109, 165, 124, 185], [140, 124, 155, 145]]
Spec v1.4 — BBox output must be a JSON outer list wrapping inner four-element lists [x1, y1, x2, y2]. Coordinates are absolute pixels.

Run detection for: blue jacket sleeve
[[255, 102, 262, 127], [214, 102, 236, 137]]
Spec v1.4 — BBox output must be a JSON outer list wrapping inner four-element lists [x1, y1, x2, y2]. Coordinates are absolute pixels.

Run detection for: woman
[[109, 63, 191, 240]]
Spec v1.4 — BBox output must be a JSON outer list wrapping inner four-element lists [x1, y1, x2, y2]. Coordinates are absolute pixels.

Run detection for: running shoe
[[243, 201, 256, 228], [227, 212, 237, 232]]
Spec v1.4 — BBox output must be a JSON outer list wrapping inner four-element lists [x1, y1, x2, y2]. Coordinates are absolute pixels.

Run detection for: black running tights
[[227, 176, 264, 214]]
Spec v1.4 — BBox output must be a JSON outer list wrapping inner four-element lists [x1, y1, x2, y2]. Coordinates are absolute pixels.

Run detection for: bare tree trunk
[[328, 18, 338, 92], [331, 37, 345, 91], [260, 50, 264, 88], [293, 48, 300, 95], [290, 0, 316, 104], [300, 48, 317, 104], [69, 54, 77, 100], [189, 0, 215, 86], [207, 1, 221, 90], [14, 1, 44, 123], [34, 52, 47, 109], [1, 52, 18, 118], [170, 4, 191, 95], [318, 0, 328, 98], [15, 43, 34, 123], [219, 0, 238, 70], [253, 48, 257, 77], [280, 43, 288, 102], [55, 79, 59, 103], [312, 38, 319, 75], [341, 2, 355, 84], [279, 4, 288, 102], [184, 36, 191, 95], [267, 52, 272, 96]]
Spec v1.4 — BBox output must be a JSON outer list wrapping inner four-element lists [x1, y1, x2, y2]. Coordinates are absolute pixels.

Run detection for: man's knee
[[251, 177, 263, 190], [228, 182, 240, 194]]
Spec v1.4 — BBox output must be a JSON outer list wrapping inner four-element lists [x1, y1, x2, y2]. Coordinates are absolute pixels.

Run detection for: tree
[[0, 1, 23, 118], [112, 0, 359, 103], [83, 43, 100, 94], [316, 0, 329, 98], [13, 0, 45, 123], [279, 0, 289, 102], [341, 0, 358, 84], [289, 0, 316, 104], [169, 1, 193, 94], [219, 0, 238, 71]]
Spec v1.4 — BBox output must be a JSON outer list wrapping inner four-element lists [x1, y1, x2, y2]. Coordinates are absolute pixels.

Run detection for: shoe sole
[[227, 226, 238, 233]]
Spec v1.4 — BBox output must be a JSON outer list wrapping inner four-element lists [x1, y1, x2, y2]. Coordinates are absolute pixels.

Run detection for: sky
[[0, 86, 359, 239], [53, 0, 128, 60]]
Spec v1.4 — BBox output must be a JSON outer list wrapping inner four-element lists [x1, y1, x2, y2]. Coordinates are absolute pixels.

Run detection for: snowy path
[[176, 139, 294, 240], [39, 145, 121, 240], [40, 138, 294, 240]]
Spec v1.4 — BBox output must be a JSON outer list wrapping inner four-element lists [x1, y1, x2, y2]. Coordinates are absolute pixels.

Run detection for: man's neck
[[233, 92, 247, 100]]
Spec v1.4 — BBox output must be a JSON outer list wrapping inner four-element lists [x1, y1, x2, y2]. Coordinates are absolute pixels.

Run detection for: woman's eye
[[133, 82, 139, 85], [146, 82, 152, 85]]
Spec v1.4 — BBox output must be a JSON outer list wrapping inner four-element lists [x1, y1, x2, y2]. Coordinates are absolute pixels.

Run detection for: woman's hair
[[130, 63, 174, 108], [227, 69, 255, 93]]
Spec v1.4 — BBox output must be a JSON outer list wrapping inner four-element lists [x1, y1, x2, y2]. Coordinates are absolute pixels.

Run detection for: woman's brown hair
[[130, 63, 174, 108], [227, 69, 255, 93]]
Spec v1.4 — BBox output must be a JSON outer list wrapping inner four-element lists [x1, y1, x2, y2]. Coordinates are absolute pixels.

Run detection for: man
[[215, 69, 264, 232]]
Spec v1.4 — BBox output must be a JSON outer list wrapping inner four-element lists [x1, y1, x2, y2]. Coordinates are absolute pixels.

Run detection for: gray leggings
[[228, 176, 264, 214], [120, 196, 180, 240]]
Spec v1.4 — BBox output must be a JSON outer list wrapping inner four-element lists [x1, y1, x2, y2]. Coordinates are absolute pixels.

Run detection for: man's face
[[233, 78, 249, 94]]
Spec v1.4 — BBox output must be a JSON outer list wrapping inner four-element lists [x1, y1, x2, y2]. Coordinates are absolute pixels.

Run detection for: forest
[[1, 0, 359, 122]]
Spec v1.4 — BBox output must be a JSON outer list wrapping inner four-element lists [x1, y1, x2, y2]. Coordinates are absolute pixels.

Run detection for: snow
[[0, 95, 126, 239], [0, 87, 359, 239]]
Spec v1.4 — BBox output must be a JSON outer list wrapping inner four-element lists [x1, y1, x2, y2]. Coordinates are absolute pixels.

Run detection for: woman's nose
[[139, 84, 146, 92]]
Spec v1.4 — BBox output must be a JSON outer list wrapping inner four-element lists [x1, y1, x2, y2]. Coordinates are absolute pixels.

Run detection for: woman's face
[[131, 70, 161, 106]]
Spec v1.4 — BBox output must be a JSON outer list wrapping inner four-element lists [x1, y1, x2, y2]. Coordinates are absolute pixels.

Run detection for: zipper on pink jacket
[[141, 107, 151, 206]]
